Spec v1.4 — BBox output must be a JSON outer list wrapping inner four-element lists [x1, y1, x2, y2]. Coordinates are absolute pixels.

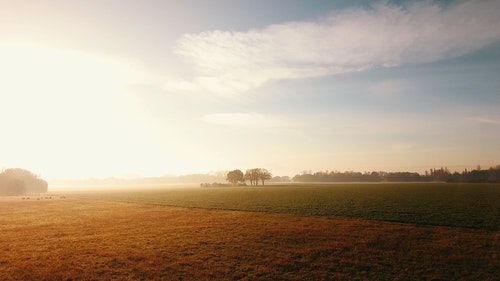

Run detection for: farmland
[[1, 183, 499, 280], [75, 183, 500, 230]]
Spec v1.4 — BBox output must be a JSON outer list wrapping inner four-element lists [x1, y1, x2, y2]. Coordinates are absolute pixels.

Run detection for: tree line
[[0, 168, 48, 195], [292, 166, 500, 183], [226, 168, 272, 186]]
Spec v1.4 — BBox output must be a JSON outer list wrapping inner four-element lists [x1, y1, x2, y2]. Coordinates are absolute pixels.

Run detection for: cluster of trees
[[292, 166, 500, 183], [0, 168, 48, 196], [444, 166, 500, 183], [292, 170, 433, 182], [293, 171, 390, 183], [226, 168, 272, 186]]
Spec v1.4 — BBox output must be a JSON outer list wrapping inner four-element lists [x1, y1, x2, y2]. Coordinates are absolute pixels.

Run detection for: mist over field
[[1, 0, 500, 280]]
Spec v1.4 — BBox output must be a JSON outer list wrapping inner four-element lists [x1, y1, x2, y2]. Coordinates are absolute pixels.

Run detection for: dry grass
[[0, 197, 498, 280]]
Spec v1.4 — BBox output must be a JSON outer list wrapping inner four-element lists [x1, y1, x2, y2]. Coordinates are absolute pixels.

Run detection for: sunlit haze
[[1, 0, 499, 180]]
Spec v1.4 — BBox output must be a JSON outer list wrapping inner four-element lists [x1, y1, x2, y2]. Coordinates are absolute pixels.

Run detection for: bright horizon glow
[[0, 44, 190, 179], [1, 0, 499, 181]]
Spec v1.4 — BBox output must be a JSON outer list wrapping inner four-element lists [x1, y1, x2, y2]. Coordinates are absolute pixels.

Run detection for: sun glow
[[0, 43, 140, 101], [0, 43, 154, 179]]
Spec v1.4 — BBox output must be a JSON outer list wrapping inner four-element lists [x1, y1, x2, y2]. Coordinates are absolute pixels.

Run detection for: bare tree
[[244, 169, 260, 185], [244, 168, 272, 185], [258, 168, 272, 185]]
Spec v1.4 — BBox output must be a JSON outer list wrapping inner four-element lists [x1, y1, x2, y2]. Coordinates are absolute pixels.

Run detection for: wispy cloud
[[169, 0, 500, 96], [467, 117, 500, 125]]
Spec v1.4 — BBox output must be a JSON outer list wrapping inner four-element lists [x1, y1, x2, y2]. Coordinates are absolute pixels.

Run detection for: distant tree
[[430, 167, 451, 182], [258, 168, 272, 185], [0, 168, 47, 195], [243, 168, 273, 185], [384, 172, 422, 182], [244, 168, 261, 185], [0, 173, 25, 195], [226, 169, 244, 186], [291, 166, 500, 184]]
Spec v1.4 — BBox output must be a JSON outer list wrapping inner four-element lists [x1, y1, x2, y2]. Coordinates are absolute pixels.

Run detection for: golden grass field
[[0, 196, 498, 280]]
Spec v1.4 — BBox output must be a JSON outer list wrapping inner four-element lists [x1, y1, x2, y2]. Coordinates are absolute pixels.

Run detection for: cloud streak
[[467, 117, 500, 125], [171, 0, 500, 96]]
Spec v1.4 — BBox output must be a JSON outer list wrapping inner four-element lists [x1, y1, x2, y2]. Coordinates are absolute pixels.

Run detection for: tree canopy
[[0, 168, 48, 195], [258, 169, 272, 185], [244, 168, 272, 186], [291, 166, 500, 183], [226, 169, 244, 186]]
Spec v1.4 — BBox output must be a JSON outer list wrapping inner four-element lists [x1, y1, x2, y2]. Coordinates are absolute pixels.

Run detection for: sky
[[1, 0, 499, 180]]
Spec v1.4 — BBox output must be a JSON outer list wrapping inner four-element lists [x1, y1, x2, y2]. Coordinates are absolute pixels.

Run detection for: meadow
[[0, 183, 499, 280], [77, 183, 500, 230]]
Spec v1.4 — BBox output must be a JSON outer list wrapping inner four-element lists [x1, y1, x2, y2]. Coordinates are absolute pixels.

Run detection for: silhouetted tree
[[258, 168, 272, 185], [384, 172, 422, 182], [430, 167, 451, 182], [245, 169, 260, 185], [226, 169, 244, 186], [292, 166, 500, 183]]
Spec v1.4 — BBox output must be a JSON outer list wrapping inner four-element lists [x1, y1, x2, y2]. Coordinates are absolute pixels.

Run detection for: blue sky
[[1, 0, 499, 179]]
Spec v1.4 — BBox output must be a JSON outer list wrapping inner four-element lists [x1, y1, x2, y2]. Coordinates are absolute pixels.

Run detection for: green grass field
[[69, 183, 500, 230]]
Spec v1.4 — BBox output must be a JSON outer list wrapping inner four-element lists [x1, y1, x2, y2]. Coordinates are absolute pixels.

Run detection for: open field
[[0, 196, 498, 280], [71, 183, 500, 230]]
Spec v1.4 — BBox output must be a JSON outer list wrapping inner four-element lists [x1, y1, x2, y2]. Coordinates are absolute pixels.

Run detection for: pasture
[[76, 183, 500, 230], [0, 183, 499, 280]]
